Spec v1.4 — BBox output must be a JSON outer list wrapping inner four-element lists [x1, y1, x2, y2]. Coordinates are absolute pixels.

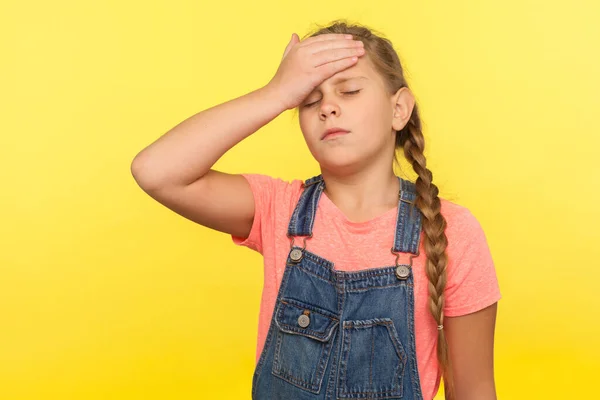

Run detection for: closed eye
[[303, 90, 362, 108]]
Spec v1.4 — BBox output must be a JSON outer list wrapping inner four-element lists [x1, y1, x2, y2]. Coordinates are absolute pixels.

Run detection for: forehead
[[318, 56, 382, 87]]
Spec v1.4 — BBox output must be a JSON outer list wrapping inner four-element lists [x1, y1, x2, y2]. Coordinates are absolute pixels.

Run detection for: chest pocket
[[271, 298, 339, 394], [337, 318, 407, 399]]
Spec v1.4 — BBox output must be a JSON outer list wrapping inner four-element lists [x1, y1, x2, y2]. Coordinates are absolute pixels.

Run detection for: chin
[[313, 149, 365, 173]]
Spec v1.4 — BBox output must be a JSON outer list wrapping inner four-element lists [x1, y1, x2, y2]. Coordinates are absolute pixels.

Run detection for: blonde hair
[[303, 20, 454, 398]]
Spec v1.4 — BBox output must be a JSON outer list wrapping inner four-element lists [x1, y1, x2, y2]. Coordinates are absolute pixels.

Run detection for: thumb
[[282, 33, 299, 60]]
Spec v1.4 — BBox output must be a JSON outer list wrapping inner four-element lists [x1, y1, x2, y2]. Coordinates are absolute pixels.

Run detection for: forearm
[[131, 84, 286, 190], [453, 387, 497, 400]]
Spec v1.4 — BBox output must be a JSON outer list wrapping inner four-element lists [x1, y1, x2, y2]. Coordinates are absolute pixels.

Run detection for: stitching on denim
[[314, 330, 332, 390], [406, 282, 424, 399], [292, 263, 334, 284], [411, 212, 423, 254], [345, 282, 413, 293], [324, 327, 339, 400], [396, 191, 408, 252], [253, 258, 296, 397], [339, 324, 352, 392], [294, 258, 414, 290], [324, 284, 344, 400], [272, 329, 283, 370], [288, 188, 303, 233], [252, 316, 274, 397], [280, 298, 339, 319], [271, 327, 337, 394], [339, 266, 401, 280], [272, 368, 320, 393], [408, 199, 421, 254], [275, 314, 339, 342], [300, 249, 335, 268], [369, 325, 374, 389], [304, 181, 322, 235], [394, 177, 422, 255], [338, 320, 405, 396], [288, 178, 315, 236], [269, 261, 341, 396], [384, 322, 407, 368]]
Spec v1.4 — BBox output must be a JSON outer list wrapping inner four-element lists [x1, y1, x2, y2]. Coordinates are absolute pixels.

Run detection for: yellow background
[[2, 0, 599, 398]]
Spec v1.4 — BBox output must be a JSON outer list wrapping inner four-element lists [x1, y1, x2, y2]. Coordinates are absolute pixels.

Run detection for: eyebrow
[[309, 76, 368, 95], [329, 75, 369, 85]]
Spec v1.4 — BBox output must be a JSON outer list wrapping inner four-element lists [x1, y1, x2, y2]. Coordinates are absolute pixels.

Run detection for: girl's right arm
[[130, 33, 365, 239], [130, 85, 285, 238]]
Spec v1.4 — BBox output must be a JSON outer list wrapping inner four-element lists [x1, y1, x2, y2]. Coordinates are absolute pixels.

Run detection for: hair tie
[[437, 324, 444, 331]]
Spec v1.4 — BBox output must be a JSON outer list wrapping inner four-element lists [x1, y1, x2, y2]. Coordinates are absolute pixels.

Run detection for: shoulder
[[241, 173, 304, 192], [438, 197, 492, 265], [439, 198, 481, 236], [231, 174, 306, 252], [240, 173, 305, 212], [437, 199, 501, 315]]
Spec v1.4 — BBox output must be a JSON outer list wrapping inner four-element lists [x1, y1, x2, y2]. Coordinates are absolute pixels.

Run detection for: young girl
[[131, 21, 501, 400]]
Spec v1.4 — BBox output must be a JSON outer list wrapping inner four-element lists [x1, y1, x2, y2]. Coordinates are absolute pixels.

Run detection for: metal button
[[290, 249, 303, 262], [298, 314, 310, 328], [395, 265, 410, 280]]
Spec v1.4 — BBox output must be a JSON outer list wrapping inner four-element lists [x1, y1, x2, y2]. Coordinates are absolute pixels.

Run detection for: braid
[[399, 105, 454, 399]]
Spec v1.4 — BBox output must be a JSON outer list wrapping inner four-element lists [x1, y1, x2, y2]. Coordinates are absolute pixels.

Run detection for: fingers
[[315, 56, 360, 77], [301, 35, 364, 67], [311, 46, 365, 68], [282, 35, 293, 60], [299, 33, 352, 46], [306, 37, 363, 55], [282, 33, 301, 60], [282, 40, 292, 60]]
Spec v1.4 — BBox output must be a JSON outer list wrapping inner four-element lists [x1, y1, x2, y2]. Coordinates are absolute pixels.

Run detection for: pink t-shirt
[[232, 174, 501, 400]]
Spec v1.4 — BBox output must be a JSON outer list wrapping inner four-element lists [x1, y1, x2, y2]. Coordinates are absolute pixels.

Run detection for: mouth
[[322, 128, 350, 140]]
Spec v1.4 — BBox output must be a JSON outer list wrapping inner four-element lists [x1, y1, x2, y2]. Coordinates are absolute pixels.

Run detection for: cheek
[[298, 114, 319, 144], [354, 100, 395, 144], [298, 113, 310, 131], [355, 98, 390, 126], [299, 114, 311, 129]]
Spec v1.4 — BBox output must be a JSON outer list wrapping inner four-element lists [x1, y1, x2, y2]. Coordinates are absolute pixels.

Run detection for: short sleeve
[[443, 208, 501, 317], [231, 173, 300, 255]]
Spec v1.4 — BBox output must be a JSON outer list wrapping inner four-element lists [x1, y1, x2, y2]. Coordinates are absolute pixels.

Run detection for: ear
[[391, 87, 415, 131]]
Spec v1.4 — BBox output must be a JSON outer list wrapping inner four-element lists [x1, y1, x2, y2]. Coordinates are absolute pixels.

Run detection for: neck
[[320, 164, 400, 221]]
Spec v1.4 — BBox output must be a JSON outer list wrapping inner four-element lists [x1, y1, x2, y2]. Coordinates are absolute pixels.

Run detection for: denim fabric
[[252, 175, 424, 400]]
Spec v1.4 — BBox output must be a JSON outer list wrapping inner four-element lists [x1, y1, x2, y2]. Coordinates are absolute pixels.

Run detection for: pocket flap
[[274, 298, 339, 342]]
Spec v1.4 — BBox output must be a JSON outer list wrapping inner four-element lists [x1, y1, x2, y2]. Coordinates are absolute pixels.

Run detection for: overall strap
[[392, 177, 422, 255], [286, 175, 325, 237]]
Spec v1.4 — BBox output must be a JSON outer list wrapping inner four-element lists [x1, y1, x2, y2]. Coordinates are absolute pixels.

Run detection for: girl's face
[[298, 55, 404, 173]]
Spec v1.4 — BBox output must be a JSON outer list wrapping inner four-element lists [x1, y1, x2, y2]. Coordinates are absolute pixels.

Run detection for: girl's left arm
[[445, 302, 498, 400]]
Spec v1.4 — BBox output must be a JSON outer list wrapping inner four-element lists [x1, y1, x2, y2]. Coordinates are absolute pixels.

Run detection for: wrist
[[261, 83, 290, 113]]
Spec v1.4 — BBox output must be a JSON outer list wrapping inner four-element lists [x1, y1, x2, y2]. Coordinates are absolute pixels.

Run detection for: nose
[[319, 97, 340, 119]]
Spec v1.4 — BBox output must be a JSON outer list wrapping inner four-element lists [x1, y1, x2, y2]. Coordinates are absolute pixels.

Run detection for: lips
[[322, 127, 350, 140]]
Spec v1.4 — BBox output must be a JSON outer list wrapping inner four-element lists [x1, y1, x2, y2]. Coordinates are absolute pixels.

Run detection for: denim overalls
[[252, 175, 425, 400]]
